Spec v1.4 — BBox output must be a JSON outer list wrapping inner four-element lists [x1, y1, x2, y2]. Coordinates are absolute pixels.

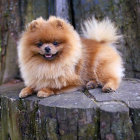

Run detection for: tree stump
[[0, 78, 140, 140]]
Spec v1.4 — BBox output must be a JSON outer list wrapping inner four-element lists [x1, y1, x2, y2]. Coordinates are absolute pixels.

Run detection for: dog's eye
[[53, 41, 59, 46], [36, 42, 43, 47]]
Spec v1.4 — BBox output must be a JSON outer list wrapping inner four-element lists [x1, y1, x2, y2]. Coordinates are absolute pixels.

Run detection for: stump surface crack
[[83, 89, 129, 108]]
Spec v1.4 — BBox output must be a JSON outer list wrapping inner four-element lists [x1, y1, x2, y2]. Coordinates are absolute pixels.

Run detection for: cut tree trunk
[[0, 78, 140, 140]]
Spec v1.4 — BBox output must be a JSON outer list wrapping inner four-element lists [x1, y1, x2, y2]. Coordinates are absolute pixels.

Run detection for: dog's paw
[[19, 87, 33, 98], [86, 80, 98, 90], [102, 82, 117, 93], [19, 92, 30, 98], [37, 89, 54, 98], [37, 91, 49, 98], [102, 86, 115, 93]]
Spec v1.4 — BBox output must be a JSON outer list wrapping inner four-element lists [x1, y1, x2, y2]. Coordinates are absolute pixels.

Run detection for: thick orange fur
[[18, 16, 124, 98], [81, 38, 123, 92]]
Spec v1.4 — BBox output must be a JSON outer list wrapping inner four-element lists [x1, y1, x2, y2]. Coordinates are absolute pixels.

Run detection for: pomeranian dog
[[18, 16, 124, 98]]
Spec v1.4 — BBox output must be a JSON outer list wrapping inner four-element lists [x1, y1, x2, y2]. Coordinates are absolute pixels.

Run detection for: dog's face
[[22, 17, 76, 61]]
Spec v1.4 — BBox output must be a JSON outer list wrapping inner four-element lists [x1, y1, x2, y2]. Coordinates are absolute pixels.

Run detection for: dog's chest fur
[[21, 61, 80, 90]]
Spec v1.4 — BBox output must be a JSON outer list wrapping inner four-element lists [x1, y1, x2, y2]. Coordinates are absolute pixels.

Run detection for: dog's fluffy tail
[[81, 17, 121, 44]]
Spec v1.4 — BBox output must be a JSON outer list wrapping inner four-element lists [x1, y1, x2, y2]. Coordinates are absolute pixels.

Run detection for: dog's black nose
[[45, 47, 51, 53]]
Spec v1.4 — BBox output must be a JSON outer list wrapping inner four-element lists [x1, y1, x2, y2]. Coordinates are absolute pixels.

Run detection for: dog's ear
[[26, 17, 45, 32], [56, 20, 64, 29], [49, 16, 64, 29], [26, 20, 39, 32]]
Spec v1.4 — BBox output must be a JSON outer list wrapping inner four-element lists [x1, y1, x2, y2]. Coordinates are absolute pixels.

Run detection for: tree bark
[[56, 0, 72, 23], [0, 0, 20, 84]]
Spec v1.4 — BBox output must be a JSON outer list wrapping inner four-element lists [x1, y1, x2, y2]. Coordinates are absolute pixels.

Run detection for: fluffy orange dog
[[18, 16, 124, 98]]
